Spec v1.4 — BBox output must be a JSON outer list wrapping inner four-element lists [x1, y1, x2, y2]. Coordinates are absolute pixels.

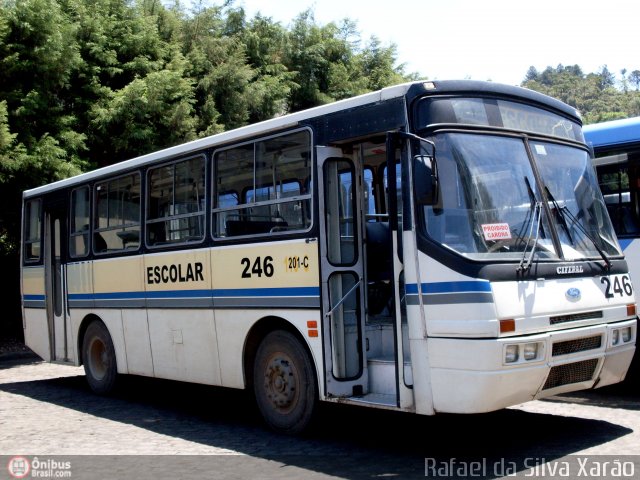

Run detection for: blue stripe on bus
[[212, 287, 320, 298], [66, 286, 320, 301], [23, 293, 46, 309], [405, 281, 492, 295], [23, 294, 46, 301], [69, 291, 148, 300]]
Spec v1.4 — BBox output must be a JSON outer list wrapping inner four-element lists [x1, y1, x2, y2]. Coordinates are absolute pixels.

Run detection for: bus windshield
[[421, 132, 622, 262]]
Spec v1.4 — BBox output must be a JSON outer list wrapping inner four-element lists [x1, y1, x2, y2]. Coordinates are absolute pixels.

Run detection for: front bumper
[[427, 319, 636, 413]]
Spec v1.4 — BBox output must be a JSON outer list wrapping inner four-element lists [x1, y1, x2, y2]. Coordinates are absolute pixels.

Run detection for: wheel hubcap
[[88, 338, 107, 380], [264, 356, 297, 412]]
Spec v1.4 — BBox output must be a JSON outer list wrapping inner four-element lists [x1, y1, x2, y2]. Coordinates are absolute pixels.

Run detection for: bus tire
[[82, 320, 118, 395], [253, 330, 317, 434]]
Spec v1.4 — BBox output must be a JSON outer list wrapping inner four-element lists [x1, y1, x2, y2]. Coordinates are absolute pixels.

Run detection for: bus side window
[[23, 198, 42, 262], [597, 162, 640, 236], [146, 156, 205, 247], [212, 129, 312, 238], [94, 173, 141, 254], [70, 186, 90, 257]]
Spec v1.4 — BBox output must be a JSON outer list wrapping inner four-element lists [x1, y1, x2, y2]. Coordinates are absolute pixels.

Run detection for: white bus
[[585, 116, 640, 383], [22, 80, 637, 433]]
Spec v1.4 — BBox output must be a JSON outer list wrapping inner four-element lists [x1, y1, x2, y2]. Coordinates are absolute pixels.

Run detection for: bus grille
[[543, 359, 599, 390], [550, 311, 603, 325], [552, 335, 602, 356]]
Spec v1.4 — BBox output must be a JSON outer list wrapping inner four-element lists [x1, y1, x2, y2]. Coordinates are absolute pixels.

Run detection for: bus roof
[[583, 116, 640, 149], [24, 80, 580, 198]]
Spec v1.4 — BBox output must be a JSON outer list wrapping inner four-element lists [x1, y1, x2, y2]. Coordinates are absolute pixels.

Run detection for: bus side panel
[[216, 309, 323, 391], [22, 266, 49, 361], [405, 253, 499, 338], [122, 309, 154, 376], [144, 249, 221, 385], [403, 245, 500, 415], [93, 256, 149, 375], [211, 240, 322, 390], [146, 308, 219, 384], [23, 310, 50, 361], [67, 261, 93, 365], [620, 238, 640, 288]]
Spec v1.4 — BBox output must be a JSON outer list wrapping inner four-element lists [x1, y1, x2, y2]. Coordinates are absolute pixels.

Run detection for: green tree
[[283, 10, 411, 112], [629, 70, 640, 91], [522, 64, 640, 124], [91, 54, 198, 161], [241, 13, 296, 121], [0, 0, 83, 155]]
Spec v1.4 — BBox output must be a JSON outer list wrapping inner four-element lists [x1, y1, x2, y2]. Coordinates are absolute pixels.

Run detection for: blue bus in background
[[585, 116, 640, 389]]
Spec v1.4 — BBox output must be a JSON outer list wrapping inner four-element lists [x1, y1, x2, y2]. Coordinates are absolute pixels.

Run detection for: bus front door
[[43, 198, 70, 362], [317, 146, 368, 397]]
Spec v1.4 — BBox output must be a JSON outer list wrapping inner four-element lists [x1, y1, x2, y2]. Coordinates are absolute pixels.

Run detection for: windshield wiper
[[544, 186, 612, 269], [544, 186, 574, 244], [516, 177, 542, 272], [518, 199, 543, 272], [518, 202, 542, 272], [512, 177, 535, 247]]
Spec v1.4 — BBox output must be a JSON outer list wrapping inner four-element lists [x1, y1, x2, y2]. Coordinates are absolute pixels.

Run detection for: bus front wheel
[[253, 330, 317, 434], [82, 320, 118, 394]]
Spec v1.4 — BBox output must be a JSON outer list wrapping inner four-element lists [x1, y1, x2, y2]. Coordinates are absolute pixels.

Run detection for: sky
[[238, 0, 639, 86]]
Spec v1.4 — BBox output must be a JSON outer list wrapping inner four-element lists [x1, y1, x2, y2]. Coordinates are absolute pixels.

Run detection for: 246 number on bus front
[[600, 275, 633, 298]]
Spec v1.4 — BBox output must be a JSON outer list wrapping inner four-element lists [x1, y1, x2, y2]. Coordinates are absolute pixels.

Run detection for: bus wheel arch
[[244, 317, 319, 434], [78, 314, 118, 394], [77, 314, 103, 366]]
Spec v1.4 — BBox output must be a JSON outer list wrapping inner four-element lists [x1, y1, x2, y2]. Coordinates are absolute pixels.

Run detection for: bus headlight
[[505, 345, 519, 363], [612, 329, 620, 345], [504, 342, 543, 364], [611, 326, 633, 346], [523, 342, 539, 361]]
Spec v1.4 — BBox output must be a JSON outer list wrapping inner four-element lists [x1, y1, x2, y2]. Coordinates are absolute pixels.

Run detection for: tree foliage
[[0, 0, 414, 337], [521, 64, 640, 124], [0, 0, 412, 251]]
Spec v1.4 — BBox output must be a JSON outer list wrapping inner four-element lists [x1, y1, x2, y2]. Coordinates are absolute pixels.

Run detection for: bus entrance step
[[367, 356, 413, 395], [368, 356, 396, 395], [349, 393, 396, 408]]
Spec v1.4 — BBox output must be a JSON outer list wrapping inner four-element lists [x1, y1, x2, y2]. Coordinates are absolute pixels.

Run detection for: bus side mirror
[[413, 154, 439, 205]]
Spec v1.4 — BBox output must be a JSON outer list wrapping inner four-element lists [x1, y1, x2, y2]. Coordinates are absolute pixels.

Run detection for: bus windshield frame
[[413, 97, 621, 264]]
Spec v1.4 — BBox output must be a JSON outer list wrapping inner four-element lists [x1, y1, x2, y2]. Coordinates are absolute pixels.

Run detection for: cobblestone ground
[[1, 357, 639, 479]]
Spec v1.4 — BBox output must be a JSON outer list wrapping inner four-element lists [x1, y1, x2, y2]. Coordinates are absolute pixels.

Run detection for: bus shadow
[[543, 388, 640, 411], [0, 371, 634, 479]]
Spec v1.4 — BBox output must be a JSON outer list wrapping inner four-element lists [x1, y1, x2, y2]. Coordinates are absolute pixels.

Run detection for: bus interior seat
[[147, 223, 166, 245], [94, 232, 107, 253]]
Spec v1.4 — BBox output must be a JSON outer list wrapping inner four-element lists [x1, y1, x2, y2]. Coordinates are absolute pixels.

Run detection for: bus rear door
[[43, 195, 70, 362]]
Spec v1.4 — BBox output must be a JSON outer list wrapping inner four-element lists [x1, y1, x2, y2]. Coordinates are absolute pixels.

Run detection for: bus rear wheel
[[253, 330, 317, 434], [82, 320, 118, 395]]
